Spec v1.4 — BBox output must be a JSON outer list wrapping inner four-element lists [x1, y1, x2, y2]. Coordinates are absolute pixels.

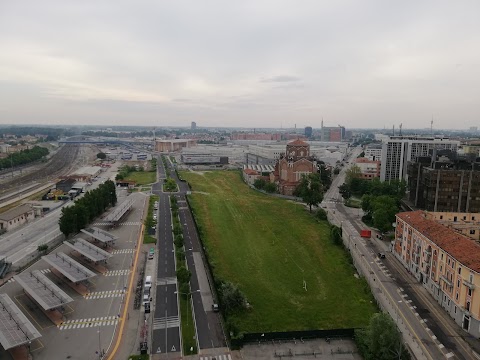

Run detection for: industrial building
[[180, 153, 228, 165], [408, 151, 480, 213], [0, 204, 35, 232], [155, 139, 197, 152], [380, 136, 460, 182]]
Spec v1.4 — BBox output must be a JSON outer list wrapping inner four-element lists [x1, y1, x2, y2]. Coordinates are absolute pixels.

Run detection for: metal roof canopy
[[42, 252, 96, 283], [104, 198, 133, 223], [0, 294, 42, 350], [63, 238, 112, 262], [81, 227, 118, 244], [14, 270, 74, 311]]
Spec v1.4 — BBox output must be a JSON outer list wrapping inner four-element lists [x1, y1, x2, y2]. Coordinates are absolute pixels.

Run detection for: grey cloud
[[260, 75, 301, 83]]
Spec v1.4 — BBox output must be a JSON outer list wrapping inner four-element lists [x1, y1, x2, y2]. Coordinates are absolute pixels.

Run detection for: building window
[[456, 292, 459, 301], [458, 267, 461, 275], [440, 215, 443, 219], [457, 279, 460, 288], [454, 216, 458, 221], [472, 216, 475, 220], [455, 306, 457, 313], [463, 216, 467, 220], [441, 253, 444, 260], [470, 229, 475, 235], [468, 288, 472, 297]]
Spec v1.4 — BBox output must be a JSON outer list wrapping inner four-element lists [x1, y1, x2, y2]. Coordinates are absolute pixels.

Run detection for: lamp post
[[97, 329, 102, 359]]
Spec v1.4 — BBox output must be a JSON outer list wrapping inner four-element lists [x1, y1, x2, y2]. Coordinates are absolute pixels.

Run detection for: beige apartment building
[[394, 210, 480, 338]]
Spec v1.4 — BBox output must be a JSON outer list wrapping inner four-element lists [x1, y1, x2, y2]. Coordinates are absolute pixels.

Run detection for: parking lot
[[0, 190, 147, 360]]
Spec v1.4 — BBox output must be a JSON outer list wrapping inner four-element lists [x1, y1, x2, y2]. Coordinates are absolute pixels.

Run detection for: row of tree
[[339, 166, 406, 232], [0, 146, 49, 170], [59, 180, 117, 237]]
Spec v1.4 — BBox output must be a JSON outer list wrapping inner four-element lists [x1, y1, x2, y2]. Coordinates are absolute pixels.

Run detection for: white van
[[144, 276, 152, 290]]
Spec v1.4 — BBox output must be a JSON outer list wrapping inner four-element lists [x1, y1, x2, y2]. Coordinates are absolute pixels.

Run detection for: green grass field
[[125, 171, 156, 185], [181, 170, 376, 333]]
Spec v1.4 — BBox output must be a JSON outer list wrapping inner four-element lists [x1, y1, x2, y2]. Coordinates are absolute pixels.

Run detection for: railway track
[[0, 144, 82, 201]]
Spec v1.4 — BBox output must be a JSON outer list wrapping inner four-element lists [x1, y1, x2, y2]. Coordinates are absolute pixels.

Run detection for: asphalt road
[[151, 158, 181, 355], [152, 155, 226, 354], [323, 147, 476, 360]]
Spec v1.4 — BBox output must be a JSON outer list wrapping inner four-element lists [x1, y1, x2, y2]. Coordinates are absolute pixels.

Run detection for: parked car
[[378, 252, 386, 259]]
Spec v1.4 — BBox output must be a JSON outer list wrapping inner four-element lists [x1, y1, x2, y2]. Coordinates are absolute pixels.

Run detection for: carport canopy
[[42, 252, 96, 283], [81, 227, 118, 246], [63, 238, 112, 262], [14, 270, 74, 311], [104, 198, 133, 223], [0, 294, 42, 350]]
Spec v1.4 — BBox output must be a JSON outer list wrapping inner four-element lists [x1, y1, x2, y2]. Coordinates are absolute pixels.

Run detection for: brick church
[[270, 139, 317, 195]]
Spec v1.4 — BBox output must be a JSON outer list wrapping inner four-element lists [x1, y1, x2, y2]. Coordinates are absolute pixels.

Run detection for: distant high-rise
[[191, 121, 197, 131], [304, 126, 313, 138], [321, 124, 345, 142]]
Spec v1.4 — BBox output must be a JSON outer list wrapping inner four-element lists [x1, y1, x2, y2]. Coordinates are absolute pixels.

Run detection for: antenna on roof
[[431, 116, 434, 135], [399, 123, 402, 136], [393, 125, 395, 136]]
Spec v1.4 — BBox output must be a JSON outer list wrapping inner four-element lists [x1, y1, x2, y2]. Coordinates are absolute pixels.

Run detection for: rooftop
[[72, 166, 102, 176], [0, 204, 33, 222], [0, 294, 42, 350], [14, 270, 74, 310], [397, 210, 480, 273], [42, 252, 96, 283], [243, 168, 259, 175], [287, 139, 309, 146], [81, 227, 118, 243]]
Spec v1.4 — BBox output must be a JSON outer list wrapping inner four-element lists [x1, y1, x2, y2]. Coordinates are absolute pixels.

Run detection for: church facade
[[270, 140, 317, 195]]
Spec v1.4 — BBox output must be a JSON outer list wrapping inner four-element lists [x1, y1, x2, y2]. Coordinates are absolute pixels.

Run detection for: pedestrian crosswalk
[[85, 290, 126, 299], [104, 269, 130, 276], [156, 277, 176, 285], [7, 269, 51, 283], [152, 316, 180, 330], [200, 355, 232, 360], [93, 221, 142, 226], [112, 249, 135, 254], [58, 316, 119, 330]]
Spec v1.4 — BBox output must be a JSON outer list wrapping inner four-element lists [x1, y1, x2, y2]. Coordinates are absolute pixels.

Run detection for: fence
[[231, 328, 356, 348]]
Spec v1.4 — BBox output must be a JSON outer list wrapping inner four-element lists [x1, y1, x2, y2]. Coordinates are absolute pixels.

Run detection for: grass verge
[[180, 170, 376, 333], [143, 195, 159, 244], [125, 171, 156, 186]]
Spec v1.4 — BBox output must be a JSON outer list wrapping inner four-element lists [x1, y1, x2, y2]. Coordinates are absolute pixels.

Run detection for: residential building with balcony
[[394, 210, 480, 337], [354, 157, 381, 180]]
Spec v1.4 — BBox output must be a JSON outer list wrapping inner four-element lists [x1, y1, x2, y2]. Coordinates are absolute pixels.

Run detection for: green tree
[[264, 182, 277, 193], [96, 152, 107, 160], [220, 281, 247, 314], [338, 183, 351, 200], [37, 244, 48, 253], [253, 178, 266, 190], [176, 266, 192, 284], [315, 208, 328, 221], [294, 173, 324, 212], [355, 313, 410, 360], [345, 164, 362, 185]]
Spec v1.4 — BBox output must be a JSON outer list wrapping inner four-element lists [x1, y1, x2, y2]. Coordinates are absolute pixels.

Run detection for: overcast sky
[[1, 1, 479, 129]]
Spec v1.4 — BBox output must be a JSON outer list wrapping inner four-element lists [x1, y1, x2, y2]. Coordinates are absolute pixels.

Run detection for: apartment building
[[425, 212, 480, 241], [354, 157, 380, 180], [364, 144, 382, 161], [380, 136, 460, 182], [394, 211, 480, 337]]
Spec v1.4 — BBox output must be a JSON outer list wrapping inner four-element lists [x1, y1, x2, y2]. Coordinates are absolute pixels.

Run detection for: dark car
[[378, 252, 386, 259]]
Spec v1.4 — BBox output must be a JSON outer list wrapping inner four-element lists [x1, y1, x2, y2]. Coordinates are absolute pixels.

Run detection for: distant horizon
[[0, 122, 477, 133], [2, 2, 480, 129]]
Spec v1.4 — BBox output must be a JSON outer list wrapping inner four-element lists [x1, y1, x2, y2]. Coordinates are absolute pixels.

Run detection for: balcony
[[463, 279, 475, 290], [441, 275, 453, 287]]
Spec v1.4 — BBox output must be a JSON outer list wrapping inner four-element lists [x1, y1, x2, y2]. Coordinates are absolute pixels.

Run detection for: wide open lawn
[[181, 170, 376, 333]]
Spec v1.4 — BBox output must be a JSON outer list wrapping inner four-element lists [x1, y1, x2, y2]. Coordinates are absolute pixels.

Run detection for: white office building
[[364, 145, 382, 161], [380, 136, 460, 182]]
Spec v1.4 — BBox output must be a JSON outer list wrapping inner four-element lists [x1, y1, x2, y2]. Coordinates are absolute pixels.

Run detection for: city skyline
[[1, 1, 480, 129]]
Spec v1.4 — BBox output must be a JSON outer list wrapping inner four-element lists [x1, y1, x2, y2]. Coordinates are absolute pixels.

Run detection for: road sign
[[156, 347, 161, 353], [171, 345, 176, 352]]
